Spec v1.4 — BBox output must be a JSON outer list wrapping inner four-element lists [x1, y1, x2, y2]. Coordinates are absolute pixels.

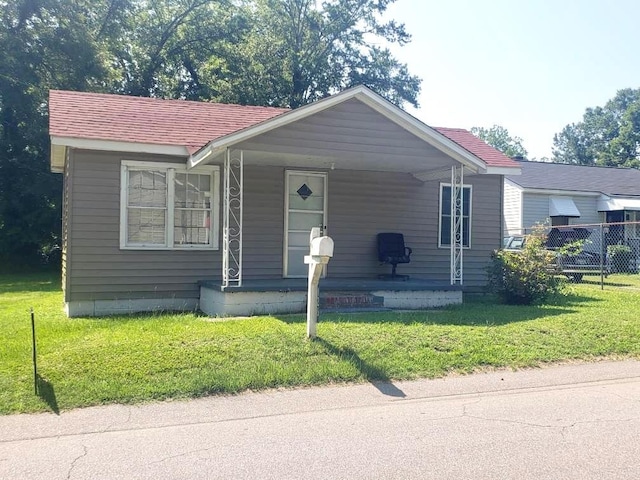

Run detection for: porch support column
[[222, 148, 243, 289], [450, 165, 463, 285]]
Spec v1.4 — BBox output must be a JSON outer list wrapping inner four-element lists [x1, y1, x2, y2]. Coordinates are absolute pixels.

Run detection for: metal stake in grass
[[31, 308, 38, 395]]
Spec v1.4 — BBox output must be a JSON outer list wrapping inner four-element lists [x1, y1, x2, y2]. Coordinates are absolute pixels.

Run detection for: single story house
[[49, 86, 520, 317], [504, 160, 640, 244]]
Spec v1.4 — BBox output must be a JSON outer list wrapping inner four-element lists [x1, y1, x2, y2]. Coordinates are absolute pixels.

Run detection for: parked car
[[503, 235, 525, 250], [502, 228, 608, 282], [546, 227, 609, 282]]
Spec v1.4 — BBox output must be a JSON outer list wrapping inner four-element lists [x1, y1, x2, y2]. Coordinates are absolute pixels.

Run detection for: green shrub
[[487, 230, 562, 305], [607, 244, 634, 273]]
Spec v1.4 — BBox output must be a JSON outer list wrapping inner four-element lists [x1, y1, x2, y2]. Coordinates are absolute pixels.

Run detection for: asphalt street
[[1, 360, 639, 479]]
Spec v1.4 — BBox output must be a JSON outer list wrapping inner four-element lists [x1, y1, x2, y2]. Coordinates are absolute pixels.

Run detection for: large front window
[[439, 184, 471, 248], [120, 161, 219, 250]]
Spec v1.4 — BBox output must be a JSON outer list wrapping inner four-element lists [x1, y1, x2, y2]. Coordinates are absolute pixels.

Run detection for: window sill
[[120, 246, 219, 251]]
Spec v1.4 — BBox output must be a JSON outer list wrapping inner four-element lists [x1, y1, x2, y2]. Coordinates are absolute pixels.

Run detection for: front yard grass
[[1, 272, 639, 414]]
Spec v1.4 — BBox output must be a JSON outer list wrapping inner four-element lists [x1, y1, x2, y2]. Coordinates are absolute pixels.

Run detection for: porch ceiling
[[217, 147, 460, 174]]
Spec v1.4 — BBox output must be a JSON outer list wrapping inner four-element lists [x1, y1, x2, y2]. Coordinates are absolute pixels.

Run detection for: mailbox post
[[304, 227, 334, 339]]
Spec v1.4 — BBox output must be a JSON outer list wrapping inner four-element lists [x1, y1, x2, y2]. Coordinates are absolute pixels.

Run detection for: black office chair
[[377, 233, 412, 280]]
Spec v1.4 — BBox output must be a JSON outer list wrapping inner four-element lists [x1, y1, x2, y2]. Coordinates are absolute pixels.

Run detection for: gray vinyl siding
[[572, 196, 602, 225], [242, 167, 502, 289], [242, 166, 285, 278], [66, 150, 220, 302], [522, 193, 550, 230], [239, 98, 456, 169], [523, 192, 602, 231], [66, 152, 503, 300], [464, 175, 504, 287], [503, 180, 523, 235]]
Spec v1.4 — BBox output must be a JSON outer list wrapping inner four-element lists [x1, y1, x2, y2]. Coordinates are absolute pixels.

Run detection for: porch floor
[[200, 277, 462, 293], [199, 277, 462, 316]]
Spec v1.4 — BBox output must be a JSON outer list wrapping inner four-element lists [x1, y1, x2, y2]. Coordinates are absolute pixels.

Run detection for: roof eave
[[485, 166, 521, 175], [51, 136, 190, 158], [516, 186, 602, 197]]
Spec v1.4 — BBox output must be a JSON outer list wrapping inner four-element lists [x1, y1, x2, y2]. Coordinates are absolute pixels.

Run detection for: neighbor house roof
[[49, 90, 287, 154], [506, 160, 640, 196], [49, 88, 519, 173]]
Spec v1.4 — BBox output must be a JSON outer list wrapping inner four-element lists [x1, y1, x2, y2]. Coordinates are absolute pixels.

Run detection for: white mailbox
[[304, 227, 334, 339], [309, 236, 334, 260]]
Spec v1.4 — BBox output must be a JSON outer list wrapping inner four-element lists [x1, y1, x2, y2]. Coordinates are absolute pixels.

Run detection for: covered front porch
[[196, 149, 471, 316], [188, 87, 506, 316]]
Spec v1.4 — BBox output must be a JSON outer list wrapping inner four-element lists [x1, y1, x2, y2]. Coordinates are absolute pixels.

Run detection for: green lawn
[[1, 272, 639, 415]]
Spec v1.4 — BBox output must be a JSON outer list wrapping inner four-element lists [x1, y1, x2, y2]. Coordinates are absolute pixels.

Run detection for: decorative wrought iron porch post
[[222, 148, 243, 289], [450, 165, 463, 285]]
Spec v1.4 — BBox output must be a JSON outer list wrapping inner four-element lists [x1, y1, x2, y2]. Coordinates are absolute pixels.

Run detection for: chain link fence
[[504, 221, 640, 286]]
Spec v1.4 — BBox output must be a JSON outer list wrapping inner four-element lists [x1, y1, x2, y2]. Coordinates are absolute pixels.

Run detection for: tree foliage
[[0, 0, 118, 267], [552, 88, 640, 168], [0, 0, 420, 267], [470, 125, 528, 158], [106, 0, 421, 106], [228, 0, 421, 108], [113, 1, 249, 100]]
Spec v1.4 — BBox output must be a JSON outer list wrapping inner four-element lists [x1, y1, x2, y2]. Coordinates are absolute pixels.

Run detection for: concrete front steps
[[319, 292, 389, 312]]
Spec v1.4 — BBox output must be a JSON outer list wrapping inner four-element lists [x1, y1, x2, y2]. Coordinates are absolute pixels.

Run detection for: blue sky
[[384, 0, 640, 159]]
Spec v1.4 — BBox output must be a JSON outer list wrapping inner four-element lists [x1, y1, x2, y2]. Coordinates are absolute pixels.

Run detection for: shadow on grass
[[579, 278, 635, 288], [36, 375, 59, 415], [276, 293, 600, 327], [0, 272, 60, 294], [314, 337, 405, 398]]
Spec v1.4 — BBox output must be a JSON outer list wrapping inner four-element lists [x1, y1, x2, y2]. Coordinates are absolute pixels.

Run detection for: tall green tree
[[113, 0, 247, 99], [0, 0, 125, 267], [552, 88, 640, 168], [470, 125, 528, 158], [223, 0, 421, 108], [110, 0, 425, 108]]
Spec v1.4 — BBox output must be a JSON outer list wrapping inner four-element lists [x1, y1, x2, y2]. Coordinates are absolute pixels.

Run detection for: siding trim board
[[517, 187, 600, 197], [62, 150, 74, 302]]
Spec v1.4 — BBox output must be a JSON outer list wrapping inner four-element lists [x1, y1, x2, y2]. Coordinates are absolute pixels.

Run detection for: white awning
[[549, 196, 580, 217], [597, 195, 640, 211]]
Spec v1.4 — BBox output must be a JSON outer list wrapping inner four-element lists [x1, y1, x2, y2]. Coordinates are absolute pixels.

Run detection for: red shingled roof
[[433, 127, 520, 169], [49, 90, 288, 154], [49, 90, 520, 169]]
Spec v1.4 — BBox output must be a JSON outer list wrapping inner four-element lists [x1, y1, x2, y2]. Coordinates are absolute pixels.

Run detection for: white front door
[[284, 171, 328, 278]]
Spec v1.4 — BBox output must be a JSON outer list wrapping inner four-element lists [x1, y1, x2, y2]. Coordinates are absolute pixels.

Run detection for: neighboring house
[[49, 86, 520, 317], [504, 160, 640, 235]]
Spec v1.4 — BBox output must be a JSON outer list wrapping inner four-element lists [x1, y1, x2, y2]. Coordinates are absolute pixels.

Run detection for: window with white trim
[[439, 184, 472, 248], [120, 161, 219, 250]]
